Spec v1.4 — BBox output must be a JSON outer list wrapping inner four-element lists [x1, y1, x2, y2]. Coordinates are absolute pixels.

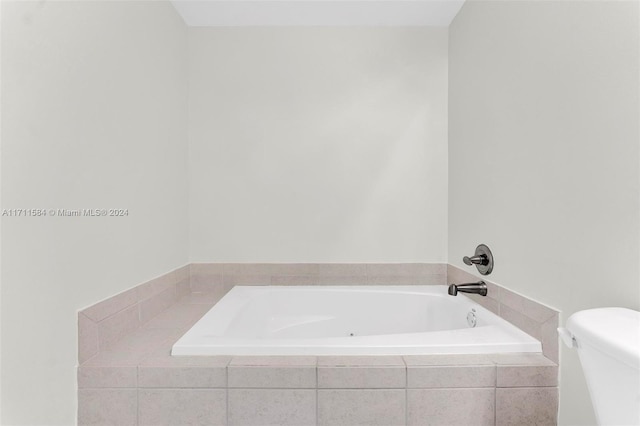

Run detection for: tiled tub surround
[[78, 263, 560, 425]]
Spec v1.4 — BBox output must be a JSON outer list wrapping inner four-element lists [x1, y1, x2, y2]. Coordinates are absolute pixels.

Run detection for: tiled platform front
[[78, 293, 558, 426]]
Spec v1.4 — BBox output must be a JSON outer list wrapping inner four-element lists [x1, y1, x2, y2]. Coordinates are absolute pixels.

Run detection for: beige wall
[[448, 1, 640, 424], [0, 1, 188, 424], [188, 27, 449, 263]]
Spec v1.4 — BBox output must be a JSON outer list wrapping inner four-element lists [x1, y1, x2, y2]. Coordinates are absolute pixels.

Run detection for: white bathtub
[[172, 286, 542, 356]]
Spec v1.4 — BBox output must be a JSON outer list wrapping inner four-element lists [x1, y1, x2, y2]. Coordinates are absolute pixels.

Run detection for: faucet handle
[[463, 255, 488, 266], [463, 244, 494, 275]]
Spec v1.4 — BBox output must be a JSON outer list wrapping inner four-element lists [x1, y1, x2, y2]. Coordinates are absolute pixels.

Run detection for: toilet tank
[[565, 308, 640, 426]]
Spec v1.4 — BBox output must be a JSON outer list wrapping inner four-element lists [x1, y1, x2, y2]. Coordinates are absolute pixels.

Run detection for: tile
[[230, 356, 317, 366], [500, 304, 542, 340], [229, 356, 317, 388], [269, 263, 319, 276], [228, 389, 315, 426], [490, 352, 556, 366], [496, 387, 558, 426], [81, 287, 138, 322], [367, 263, 445, 276], [139, 366, 227, 388], [500, 287, 558, 323], [137, 271, 176, 301], [318, 264, 368, 276], [224, 263, 276, 275], [223, 274, 271, 286], [97, 304, 140, 351], [78, 389, 137, 426], [88, 328, 181, 366], [176, 279, 190, 298], [317, 275, 368, 285], [143, 302, 211, 330], [179, 292, 223, 306], [407, 365, 495, 388], [403, 354, 493, 366], [78, 366, 137, 388], [173, 264, 190, 283], [229, 366, 316, 388], [318, 366, 405, 388], [79, 313, 98, 364], [138, 389, 226, 426], [190, 263, 224, 291], [541, 313, 560, 363], [367, 274, 446, 285], [407, 388, 495, 426], [271, 275, 318, 285], [318, 356, 405, 366], [497, 365, 558, 387], [139, 286, 176, 324], [318, 389, 405, 426]]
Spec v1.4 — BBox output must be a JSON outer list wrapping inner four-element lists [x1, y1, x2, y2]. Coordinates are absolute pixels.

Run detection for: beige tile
[[270, 263, 319, 276], [138, 389, 226, 426], [271, 275, 318, 285], [541, 313, 560, 363], [318, 366, 405, 388], [403, 354, 493, 366], [318, 356, 405, 366], [229, 366, 316, 388], [318, 264, 368, 276], [78, 366, 137, 388], [139, 366, 227, 388], [109, 327, 181, 354], [228, 389, 316, 426], [141, 347, 231, 367], [490, 352, 556, 366], [408, 365, 495, 388], [367, 263, 445, 276], [367, 274, 446, 285], [446, 264, 483, 285], [82, 348, 151, 367], [500, 287, 558, 323], [500, 304, 542, 340], [496, 387, 558, 426], [224, 263, 276, 275], [407, 388, 495, 426], [97, 304, 140, 351], [176, 279, 190, 298], [190, 263, 224, 291], [497, 365, 558, 387], [139, 286, 176, 324], [143, 302, 211, 330], [179, 292, 223, 306], [78, 389, 137, 426], [79, 313, 98, 364], [229, 356, 317, 388], [317, 275, 368, 285], [230, 356, 316, 366], [137, 271, 176, 301], [81, 287, 138, 322], [223, 274, 271, 286], [318, 389, 405, 426], [173, 264, 190, 283]]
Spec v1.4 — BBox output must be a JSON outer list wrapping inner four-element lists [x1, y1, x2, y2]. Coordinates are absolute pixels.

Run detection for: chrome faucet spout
[[448, 281, 487, 297]]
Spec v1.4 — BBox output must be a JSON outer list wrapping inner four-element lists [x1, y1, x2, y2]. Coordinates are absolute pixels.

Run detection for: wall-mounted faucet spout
[[448, 281, 487, 297]]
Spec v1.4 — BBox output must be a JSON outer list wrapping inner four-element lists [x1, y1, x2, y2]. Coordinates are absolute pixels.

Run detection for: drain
[[349, 332, 355, 337]]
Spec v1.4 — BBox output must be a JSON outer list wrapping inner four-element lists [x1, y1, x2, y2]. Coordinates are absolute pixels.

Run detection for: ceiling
[[170, 1, 466, 27]]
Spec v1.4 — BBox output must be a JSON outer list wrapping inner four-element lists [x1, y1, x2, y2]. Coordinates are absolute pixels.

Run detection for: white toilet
[[559, 308, 640, 426]]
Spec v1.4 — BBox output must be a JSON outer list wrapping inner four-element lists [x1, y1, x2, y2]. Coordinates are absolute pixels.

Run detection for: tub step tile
[[138, 389, 226, 426], [318, 356, 406, 389], [78, 366, 137, 388], [407, 365, 496, 388], [407, 388, 495, 426], [78, 389, 137, 426], [228, 389, 315, 426], [496, 387, 558, 426], [318, 389, 405, 426]]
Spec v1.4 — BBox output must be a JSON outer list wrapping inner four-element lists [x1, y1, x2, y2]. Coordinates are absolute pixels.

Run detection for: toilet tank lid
[[566, 308, 640, 368]]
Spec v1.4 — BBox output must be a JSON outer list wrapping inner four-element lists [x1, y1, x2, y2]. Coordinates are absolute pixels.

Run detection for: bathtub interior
[[172, 286, 543, 356]]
